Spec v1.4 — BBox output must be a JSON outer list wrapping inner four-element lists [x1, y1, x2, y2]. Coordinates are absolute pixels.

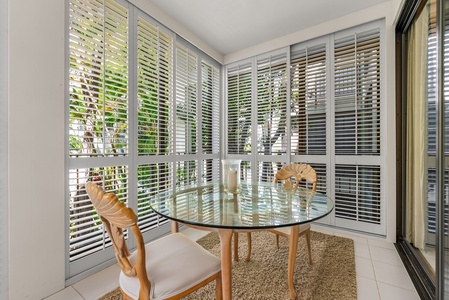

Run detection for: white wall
[[8, 0, 65, 298], [129, 0, 224, 64], [224, 2, 397, 64], [1, 0, 8, 298], [6, 0, 402, 299]]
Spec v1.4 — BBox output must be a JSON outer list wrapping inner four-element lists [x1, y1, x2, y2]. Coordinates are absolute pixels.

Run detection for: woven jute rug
[[99, 230, 356, 300]]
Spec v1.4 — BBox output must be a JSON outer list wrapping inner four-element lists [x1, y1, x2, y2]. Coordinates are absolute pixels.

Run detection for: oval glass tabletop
[[150, 182, 334, 230]]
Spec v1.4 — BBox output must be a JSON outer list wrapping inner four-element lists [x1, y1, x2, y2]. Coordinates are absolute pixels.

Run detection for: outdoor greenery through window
[[67, 0, 220, 279]]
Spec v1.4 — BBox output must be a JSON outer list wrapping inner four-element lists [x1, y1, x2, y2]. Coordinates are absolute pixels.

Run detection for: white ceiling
[[149, 0, 390, 56]]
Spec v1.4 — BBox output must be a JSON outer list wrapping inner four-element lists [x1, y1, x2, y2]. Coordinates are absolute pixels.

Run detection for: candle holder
[[221, 159, 241, 193]]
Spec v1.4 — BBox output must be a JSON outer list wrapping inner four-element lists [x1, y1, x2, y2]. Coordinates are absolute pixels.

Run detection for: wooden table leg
[[233, 232, 239, 262], [288, 225, 299, 300], [218, 229, 234, 300], [245, 232, 252, 262], [171, 221, 179, 233]]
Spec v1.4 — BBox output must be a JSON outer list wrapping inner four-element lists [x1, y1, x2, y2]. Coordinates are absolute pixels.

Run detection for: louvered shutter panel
[[68, 166, 129, 261], [257, 162, 282, 183], [312, 163, 327, 193], [227, 63, 252, 155], [290, 44, 327, 155], [137, 163, 171, 232], [176, 160, 198, 187], [136, 16, 174, 230], [69, 0, 129, 157], [334, 29, 381, 155], [241, 160, 253, 181], [201, 62, 220, 183], [137, 17, 173, 155], [68, 0, 129, 262], [176, 44, 198, 155], [201, 61, 220, 155], [257, 52, 287, 182], [335, 165, 381, 225], [202, 158, 220, 183], [256, 53, 288, 156]]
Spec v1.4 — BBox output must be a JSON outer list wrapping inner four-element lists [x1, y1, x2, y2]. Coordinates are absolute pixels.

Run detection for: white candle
[[227, 169, 238, 192]]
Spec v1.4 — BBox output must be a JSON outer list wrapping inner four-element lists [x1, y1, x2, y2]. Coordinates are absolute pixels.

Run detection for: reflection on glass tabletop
[[150, 182, 334, 230]]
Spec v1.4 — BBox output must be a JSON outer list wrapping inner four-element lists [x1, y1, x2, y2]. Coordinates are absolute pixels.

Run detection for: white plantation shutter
[[334, 29, 381, 155], [69, 0, 129, 157], [256, 52, 288, 183], [176, 43, 198, 155], [227, 62, 252, 155], [334, 165, 381, 226], [137, 16, 173, 155], [201, 61, 220, 155], [256, 161, 282, 183], [240, 160, 253, 182], [335, 165, 382, 225], [135, 16, 174, 236], [201, 61, 220, 183], [290, 44, 327, 155], [176, 160, 198, 187], [68, 0, 130, 266], [333, 26, 383, 234], [67, 0, 221, 280], [202, 158, 220, 183], [308, 163, 327, 193], [68, 166, 129, 261], [137, 163, 172, 233], [256, 52, 288, 157], [223, 22, 384, 235]]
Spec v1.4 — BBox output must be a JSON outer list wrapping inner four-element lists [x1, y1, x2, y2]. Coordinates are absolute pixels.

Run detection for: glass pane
[[404, 0, 436, 275]]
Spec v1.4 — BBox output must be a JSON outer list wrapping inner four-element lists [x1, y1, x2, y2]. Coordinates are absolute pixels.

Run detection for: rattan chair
[[85, 182, 222, 300]]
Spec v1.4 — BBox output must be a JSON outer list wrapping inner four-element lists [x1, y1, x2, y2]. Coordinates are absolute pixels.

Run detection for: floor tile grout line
[[71, 285, 86, 300], [366, 239, 383, 299]]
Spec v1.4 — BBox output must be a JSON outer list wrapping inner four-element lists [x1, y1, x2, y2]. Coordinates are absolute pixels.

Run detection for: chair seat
[[120, 233, 221, 300]]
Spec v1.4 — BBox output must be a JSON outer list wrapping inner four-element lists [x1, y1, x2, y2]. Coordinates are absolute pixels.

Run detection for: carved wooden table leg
[[218, 229, 234, 300], [288, 225, 300, 300]]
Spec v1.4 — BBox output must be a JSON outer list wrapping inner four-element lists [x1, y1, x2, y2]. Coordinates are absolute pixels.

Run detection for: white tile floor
[[44, 225, 421, 300]]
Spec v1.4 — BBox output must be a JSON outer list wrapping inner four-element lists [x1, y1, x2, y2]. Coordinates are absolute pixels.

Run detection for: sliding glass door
[[397, 0, 449, 298]]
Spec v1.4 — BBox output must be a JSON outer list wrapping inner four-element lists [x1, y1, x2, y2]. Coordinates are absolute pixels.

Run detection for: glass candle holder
[[222, 159, 241, 193]]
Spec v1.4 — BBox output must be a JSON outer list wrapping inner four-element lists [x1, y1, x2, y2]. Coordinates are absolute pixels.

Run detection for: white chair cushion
[[119, 233, 221, 300]]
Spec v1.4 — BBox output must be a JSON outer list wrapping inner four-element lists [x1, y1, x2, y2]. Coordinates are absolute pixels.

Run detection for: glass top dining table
[[150, 182, 334, 300]]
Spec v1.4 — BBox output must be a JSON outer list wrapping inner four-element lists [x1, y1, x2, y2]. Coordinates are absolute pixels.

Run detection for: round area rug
[[99, 230, 356, 300]]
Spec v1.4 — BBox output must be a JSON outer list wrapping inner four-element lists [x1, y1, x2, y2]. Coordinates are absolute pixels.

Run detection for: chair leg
[[305, 229, 312, 265], [245, 232, 252, 262], [215, 272, 223, 300]]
